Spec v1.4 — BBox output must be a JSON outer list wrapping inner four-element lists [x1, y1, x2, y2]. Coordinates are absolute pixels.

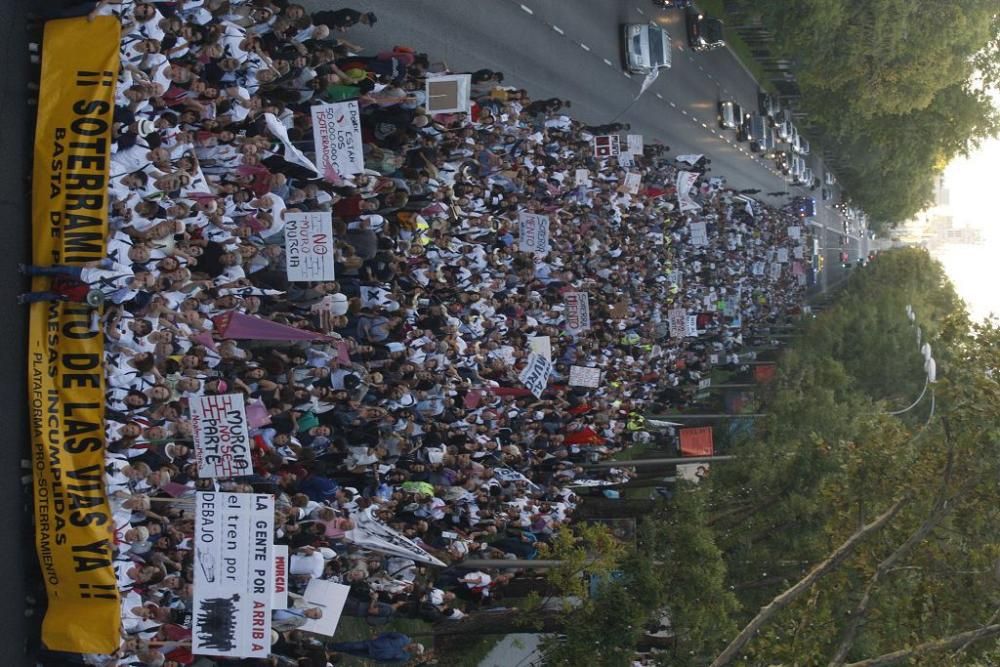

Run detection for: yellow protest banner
[[28, 16, 121, 654]]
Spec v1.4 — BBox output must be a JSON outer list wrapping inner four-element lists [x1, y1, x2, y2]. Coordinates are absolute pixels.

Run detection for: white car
[[623, 23, 672, 75]]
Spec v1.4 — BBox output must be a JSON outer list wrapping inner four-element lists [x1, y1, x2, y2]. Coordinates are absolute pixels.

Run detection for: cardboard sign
[[777, 247, 789, 263], [685, 315, 699, 337], [668, 308, 687, 338], [575, 169, 592, 187], [310, 101, 364, 179], [676, 462, 710, 483], [528, 335, 552, 360], [564, 292, 591, 333], [284, 212, 335, 282], [192, 394, 253, 478], [272, 545, 289, 610], [794, 245, 804, 259], [626, 134, 643, 154], [623, 172, 642, 194], [593, 134, 620, 158], [295, 579, 351, 637], [519, 353, 554, 399], [194, 493, 274, 658], [569, 365, 602, 388], [788, 226, 801, 240], [690, 221, 708, 246], [679, 427, 714, 456], [676, 170, 701, 212], [424, 74, 472, 113], [518, 211, 551, 255]]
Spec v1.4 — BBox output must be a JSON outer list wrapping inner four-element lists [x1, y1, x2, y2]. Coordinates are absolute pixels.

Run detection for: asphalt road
[[303, 0, 865, 288]]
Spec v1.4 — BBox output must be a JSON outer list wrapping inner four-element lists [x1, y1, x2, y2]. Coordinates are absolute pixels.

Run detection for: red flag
[[212, 312, 333, 342], [679, 427, 714, 456], [754, 363, 778, 383]]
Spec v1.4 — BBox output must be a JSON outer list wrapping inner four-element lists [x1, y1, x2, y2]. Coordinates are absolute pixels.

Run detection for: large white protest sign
[[752, 261, 765, 276], [770, 263, 783, 280], [794, 245, 804, 259], [593, 134, 620, 158], [618, 152, 635, 168], [425, 74, 472, 113], [272, 545, 288, 610], [194, 493, 274, 658], [685, 315, 700, 337], [311, 101, 364, 180], [777, 247, 789, 263], [285, 212, 335, 282], [296, 579, 351, 637], [529, 335, 552, 360], [690, 220, 708, 246], [192, 394, 252, 478], [574, 169, 592, 187], [788, 226, 801, 240], [519, 353, 553, 399], [569, 365, 602, 388], [564, 292, 591, 334], [346, 508, 446, 566], [668, 308, 687, 338], [676, 171, 701, 212], [518, 211, 550, 255], [627, 134, 643, 154]]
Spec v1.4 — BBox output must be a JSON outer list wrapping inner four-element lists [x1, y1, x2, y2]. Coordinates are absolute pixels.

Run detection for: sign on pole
[[518, 212, 550, 255], [272, 545, 289, 610], [623, 172, 642, 194], [296, 579, 351, 636], [592, 135, 620, 158], [311, 101, 364, 179], [676, 171, 701, 212], [685, 315, 699, 337], [569, 365, 602, 388], [284, 211, 335, 282], [690, 220, 708, 246], [528, 335, 552, 360], [519, 353, 553, 399], [626, 134, 643, 154], [668, 308, 687, 338], [194, 493, 274, 658], [192, 394, 253, 478], [424, 74, 471, 113], [564, 292, 591, 334]]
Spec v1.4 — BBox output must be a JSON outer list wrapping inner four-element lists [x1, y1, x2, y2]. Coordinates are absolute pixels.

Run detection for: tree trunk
[[843, 624, 1000, 667], [710, 495, 910, 667]]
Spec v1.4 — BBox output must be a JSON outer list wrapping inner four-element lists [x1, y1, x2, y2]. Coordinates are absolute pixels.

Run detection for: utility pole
[[584, 455, 736, 470]]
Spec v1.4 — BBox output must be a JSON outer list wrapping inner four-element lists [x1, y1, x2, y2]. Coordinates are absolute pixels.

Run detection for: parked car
[[789, 125, 800, 151], [749, 114, 769, 153], [685, 7, 725, 51], [758, 92, 779, 118], [622, 23, 672, 74], [734, 104, 752, 141], [798, 137, 810, 155], [763, 126, 778, 157], [717, 100, 737, 129], [776, 119, 791, 141], [801, 167, 814, 188], [825, 171, 837, 185]]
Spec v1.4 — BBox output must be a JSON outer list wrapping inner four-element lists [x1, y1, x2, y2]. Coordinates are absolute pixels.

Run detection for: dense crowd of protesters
[[28, 2, 808, 665]]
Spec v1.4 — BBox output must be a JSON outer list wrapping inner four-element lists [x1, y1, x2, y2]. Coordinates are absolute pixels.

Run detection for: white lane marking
[[603, 58, 614, 66], [669, 101, 676, 107], [655, 93, 663, 99], [580, 43, 591, 51], [701, 123, 708, 128], [681, 109, 688, 115], [636, 7, 644, 15], [552, 25, 564, 34], [520, 4, 534, 14]]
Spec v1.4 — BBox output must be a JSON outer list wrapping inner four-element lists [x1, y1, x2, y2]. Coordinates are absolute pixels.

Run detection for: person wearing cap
[[329, 632, 424, 663]]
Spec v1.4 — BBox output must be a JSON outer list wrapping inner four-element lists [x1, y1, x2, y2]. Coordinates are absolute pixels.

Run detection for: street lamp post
[[889, 306, 936, 416]]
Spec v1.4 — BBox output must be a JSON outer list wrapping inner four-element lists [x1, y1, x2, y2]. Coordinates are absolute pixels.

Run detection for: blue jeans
[[328, 640, 373, 657], [23, 264, 84, 279]]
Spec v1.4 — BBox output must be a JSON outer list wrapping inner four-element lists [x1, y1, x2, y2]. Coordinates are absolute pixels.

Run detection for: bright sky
[[935, 134, 1000, 321]]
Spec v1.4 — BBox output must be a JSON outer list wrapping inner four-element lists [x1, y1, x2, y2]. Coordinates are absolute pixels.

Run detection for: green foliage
[[725, 0, 1000, 225], [661, 249, 1000, 664]]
